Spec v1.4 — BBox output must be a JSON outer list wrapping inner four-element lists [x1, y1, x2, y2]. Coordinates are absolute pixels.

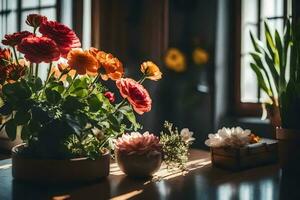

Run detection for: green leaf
[[107, 114, 121, 132], [250, 31, 261, 53], [45, 89, 61, 104], [28, 77, 43, 92], [250, 63, 271, 96], [66, 74, 73, 85], [87, 94, 102, 112], [263, 50, 279, 90], [283, 19, 292, 65], [2, 81, 32, 103], [63, 96, 85, 112], [264, 21, 276, 55], [48, 82, 65, 93], [14, 111, 31, 125], [5, 119, 17, 140], [72, 87, 88, 98], [119, 105, 141, 130]]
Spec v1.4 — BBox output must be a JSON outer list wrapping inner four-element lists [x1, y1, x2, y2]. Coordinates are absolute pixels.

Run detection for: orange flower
[[140, 61, 162, 81], [249, 134, 260, 144], [51, 63, 76, 81], [5, 63, 26, 83], [89, 48, 124, 80], [67, 48, 99, 75], [0, 48, 11, 61]]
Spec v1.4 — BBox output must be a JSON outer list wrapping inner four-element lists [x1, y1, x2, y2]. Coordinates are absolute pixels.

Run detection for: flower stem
[[114, 99, 127, 112], [12, 46, 19, 66], [35, 63, 39, 78], [38, 62, 53, 98], [63, 72, 78, 96], [138, 75, 147, 84], [45, 62, 53, 83], [88, 74, 100, 95]]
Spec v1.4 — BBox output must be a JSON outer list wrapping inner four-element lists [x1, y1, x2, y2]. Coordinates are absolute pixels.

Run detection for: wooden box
[[210, 138, 278, 170]]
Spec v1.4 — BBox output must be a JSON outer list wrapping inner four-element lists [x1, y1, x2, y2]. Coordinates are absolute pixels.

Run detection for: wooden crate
[[211, 138, 278, 170]]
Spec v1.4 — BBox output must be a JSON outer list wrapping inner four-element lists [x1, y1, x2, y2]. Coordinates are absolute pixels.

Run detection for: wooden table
[[0, 150, 299, 200]]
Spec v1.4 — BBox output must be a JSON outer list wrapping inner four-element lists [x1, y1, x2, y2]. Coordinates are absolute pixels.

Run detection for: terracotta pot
[[115, 149, 162, 178], [266, 104, 281, 128], [12, 143, 110, 183], [276, 128, 300, 170]]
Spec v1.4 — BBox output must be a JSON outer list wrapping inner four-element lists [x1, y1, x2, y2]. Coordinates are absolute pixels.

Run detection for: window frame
[[233, 0, 290, 117]]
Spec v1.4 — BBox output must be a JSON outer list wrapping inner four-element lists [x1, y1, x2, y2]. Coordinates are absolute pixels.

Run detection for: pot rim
[[11, 143, 110, 161], [276, 127, 300, 140]]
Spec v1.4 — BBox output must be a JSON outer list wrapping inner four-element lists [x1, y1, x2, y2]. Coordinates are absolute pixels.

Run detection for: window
[[236, 0, 292, 115], [0, 0, 91, 80], [0, 0, 58, 38]]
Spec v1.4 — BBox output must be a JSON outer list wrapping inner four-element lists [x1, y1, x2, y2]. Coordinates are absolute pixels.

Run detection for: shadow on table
[[12, 178, 111, 200]]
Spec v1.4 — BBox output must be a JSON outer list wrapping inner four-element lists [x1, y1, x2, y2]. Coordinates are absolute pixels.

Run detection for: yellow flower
[[192, 48, 209, 65], [140, 61, 162, 81], [164, 48, 186, 72]]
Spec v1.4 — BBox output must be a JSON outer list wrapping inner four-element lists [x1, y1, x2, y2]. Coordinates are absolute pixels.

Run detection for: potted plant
[[114, 121, 195, 178], [249, 22, 284, 129], [0, 14, 161, 182], [250, 19, 300, 169]]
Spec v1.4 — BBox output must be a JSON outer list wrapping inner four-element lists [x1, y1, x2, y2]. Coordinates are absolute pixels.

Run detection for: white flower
[[180, 128, 195, 144], [205, 127, 252, 148]]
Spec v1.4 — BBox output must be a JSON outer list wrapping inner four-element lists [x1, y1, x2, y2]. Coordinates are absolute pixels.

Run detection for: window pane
[[60, 0, 73, 28], [261, 0, 283, 19], [242, 0, 258, 23], [41, 0, 56, 7], [0, 0, 17, 43], [241, 25, 257, 55], [40, 8, 56, 21], [21, 0, 39, 9], [82, 0, 91, 48], [241, 55, 258, 103]]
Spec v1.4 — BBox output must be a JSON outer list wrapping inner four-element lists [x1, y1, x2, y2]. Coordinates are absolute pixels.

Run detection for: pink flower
[[116, 78, 152, 115], [115, 132, 161, 155], [104, 91, 115, 103]]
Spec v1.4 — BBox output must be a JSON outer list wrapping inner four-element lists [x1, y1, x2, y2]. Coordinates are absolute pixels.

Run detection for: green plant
[[160, 121, 194, 170], [0, 14, 161, 159], [250, 19, 300, 129]]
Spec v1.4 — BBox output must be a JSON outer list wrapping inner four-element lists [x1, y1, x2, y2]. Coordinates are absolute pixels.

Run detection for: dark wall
[[158, 0, 217, 149], [96, 0, 219, 149]]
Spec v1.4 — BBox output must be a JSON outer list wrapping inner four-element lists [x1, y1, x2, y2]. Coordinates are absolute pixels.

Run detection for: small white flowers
[[180, 128, 195, 144], [205, 127, 252, 148]]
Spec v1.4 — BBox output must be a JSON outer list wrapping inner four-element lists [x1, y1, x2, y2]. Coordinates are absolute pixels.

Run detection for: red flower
[[116, 78, 152, 115], [104, 91, 115, 103], [2, 31, 33, 46], [39, 20, 81, 57], [26, 14, 47, 28], [17, 36, 60, 63]]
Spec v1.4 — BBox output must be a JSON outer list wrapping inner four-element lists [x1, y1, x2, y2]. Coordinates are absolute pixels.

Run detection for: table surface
[[0, 149, 299, 200]]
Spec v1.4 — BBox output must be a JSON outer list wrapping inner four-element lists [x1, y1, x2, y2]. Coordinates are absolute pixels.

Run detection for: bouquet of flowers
[[0, 14, 162, 159]]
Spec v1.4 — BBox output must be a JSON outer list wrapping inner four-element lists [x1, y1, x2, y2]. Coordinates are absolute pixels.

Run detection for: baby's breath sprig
[[160, 121, 194, 171]]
